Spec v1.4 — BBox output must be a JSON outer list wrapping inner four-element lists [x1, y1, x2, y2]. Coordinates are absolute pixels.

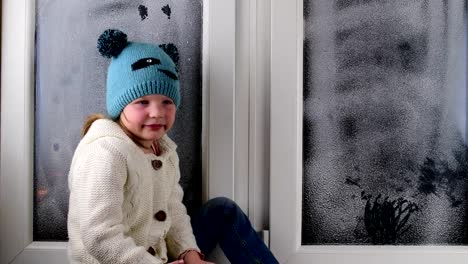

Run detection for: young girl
[[68, 29, 279, 264]]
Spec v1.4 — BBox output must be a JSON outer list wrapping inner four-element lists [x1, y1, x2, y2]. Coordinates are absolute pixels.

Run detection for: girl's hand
[[168, 260, 184, 264], [182, 250, 215, 264]]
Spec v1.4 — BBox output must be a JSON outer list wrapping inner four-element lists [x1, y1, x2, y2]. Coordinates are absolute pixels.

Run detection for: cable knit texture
[[67, 119, 199, 264]]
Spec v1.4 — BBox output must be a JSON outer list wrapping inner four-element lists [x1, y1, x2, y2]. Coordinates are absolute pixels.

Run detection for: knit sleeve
[[72, 139, 163, 264], [165, 154, 200, 259]]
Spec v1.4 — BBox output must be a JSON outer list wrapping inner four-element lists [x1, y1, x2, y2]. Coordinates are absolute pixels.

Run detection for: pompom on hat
[[97, 29, 180, 119]]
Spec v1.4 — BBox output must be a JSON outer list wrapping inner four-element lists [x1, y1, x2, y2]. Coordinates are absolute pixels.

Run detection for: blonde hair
[[81, 113, 159, 153], [81, 113, 107, 137]]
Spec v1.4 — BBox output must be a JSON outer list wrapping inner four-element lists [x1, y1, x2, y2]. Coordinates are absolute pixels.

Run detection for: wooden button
[[154, 210, 167, 221], [151, 160, 163, 170]]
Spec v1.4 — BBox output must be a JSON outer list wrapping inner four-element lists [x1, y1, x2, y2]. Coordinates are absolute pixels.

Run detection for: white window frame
[[269, 0, 468, 263], [0, 0, 248, 263]]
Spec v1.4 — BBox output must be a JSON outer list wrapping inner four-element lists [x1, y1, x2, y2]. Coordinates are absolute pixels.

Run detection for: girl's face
[[120, 94, 176, 148]]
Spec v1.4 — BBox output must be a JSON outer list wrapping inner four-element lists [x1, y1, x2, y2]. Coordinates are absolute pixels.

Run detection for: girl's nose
[[149, 104, 165, 118]]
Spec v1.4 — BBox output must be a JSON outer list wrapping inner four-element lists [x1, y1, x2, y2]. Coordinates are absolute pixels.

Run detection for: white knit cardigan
[[67, 119, 199, 264]]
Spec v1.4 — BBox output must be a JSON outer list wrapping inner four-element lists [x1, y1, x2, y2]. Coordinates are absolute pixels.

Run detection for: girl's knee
[[205, 197, 242, 216], [206, 196, 234, 206]]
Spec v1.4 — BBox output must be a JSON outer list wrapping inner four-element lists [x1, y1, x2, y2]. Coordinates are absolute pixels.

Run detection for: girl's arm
[[165, 155, 201, 260], [71, 139, 163, 264]]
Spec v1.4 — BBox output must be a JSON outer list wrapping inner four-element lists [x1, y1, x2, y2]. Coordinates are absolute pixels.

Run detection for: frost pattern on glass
[[302, 0, 467, 245], [34, 0, 203, 241]]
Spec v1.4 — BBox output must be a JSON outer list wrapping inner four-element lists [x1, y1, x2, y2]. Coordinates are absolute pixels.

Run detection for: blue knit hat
[[97, 29, 180, 119]]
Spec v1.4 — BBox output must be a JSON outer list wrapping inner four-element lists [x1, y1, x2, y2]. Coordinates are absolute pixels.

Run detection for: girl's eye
[[136, 100, 149, 105], [163, 99, 174, 105]]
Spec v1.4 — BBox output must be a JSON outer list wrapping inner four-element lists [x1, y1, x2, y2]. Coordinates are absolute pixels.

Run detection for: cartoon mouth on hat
[[157, 69, 178, 80], [131, 57, 178, 80]]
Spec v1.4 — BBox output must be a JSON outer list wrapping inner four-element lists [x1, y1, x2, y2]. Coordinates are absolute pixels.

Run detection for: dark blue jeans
[[191, 197, 279, 264]]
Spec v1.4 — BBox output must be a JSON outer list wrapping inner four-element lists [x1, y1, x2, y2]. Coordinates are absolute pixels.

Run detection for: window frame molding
[[269, 0, 468, 263]]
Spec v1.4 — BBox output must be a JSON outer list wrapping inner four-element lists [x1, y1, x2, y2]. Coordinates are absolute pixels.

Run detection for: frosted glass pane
[[302, 0, 467, 245], [34, 1, 202, 241]]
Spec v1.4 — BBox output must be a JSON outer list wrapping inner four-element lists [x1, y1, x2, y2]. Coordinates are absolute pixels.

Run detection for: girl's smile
[[144, 124, 164, 130], [138, 120, 168, 135]]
